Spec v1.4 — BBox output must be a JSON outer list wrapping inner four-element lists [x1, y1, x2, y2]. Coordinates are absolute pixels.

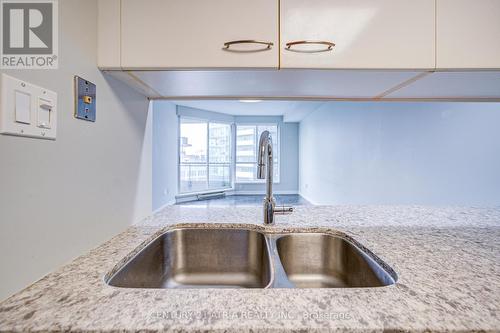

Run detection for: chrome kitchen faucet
[[257, 130, 293, 224]]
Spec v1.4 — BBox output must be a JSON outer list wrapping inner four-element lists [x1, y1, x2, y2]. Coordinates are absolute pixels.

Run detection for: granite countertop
[[0, 205, 499, 332]]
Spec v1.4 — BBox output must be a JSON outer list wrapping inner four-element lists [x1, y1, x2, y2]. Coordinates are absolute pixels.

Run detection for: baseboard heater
[[197, 192, 226, 201]]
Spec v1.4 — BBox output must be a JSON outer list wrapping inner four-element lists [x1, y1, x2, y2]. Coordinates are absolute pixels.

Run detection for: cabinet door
[[121, 0, 278, 69], [280, 0, 435, 69], [437, 0, 500, 69]]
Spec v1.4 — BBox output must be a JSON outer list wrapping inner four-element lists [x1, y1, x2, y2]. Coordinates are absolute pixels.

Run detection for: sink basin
[[107, 228, 272, 288], [276, 234, 395, 288], [106, 226, 396, 289]]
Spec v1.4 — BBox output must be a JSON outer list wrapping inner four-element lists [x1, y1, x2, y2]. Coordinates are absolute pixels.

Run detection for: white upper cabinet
[[98, 0, 500, 101], [437, 0, 500, 69], [280, 0, 435, 69], [98, 0, 121, 69], [120, 0, 279, 69]]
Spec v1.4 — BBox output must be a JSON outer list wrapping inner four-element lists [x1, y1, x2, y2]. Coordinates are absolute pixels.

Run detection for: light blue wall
[[152, 101, 178, 210], [299, 102, 500, 205]]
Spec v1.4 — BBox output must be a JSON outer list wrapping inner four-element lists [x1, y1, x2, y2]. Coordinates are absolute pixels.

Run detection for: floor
[[177, 194, 311, 207]]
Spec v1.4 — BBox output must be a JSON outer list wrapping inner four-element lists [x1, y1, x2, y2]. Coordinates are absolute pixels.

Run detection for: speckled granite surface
[[0, 205, 499, 332]]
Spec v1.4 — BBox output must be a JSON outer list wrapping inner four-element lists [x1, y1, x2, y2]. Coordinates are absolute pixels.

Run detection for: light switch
[[15, 91, 31, 124], [38, 98, 52, 129], [1, 73, 57, 140]]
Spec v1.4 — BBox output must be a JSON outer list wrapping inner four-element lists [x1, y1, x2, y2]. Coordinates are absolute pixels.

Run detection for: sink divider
[[265, 235, 295, 288]]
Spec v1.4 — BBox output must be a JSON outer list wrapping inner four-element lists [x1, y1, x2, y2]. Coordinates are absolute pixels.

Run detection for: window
[[236, 124, 279, 183], [178, 118, 280, 193], [179, 118, 231, 193]]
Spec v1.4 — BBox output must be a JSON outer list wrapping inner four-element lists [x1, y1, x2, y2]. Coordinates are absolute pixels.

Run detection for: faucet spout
[[258, 130, 292, 224], [258, 131, 273, 199]]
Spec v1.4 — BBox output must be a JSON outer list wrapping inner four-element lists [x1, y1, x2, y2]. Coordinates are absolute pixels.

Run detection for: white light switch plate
[[0, 74, 57, 140]]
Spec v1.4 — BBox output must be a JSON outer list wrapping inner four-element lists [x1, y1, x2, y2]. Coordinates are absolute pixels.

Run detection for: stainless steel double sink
[[106, 227, 397, 289]]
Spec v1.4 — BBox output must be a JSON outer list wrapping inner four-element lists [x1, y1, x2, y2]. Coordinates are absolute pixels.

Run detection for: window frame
[[177, 117, 282, 194], [178, 116, 234, 194], [235, 123, 281, 184]]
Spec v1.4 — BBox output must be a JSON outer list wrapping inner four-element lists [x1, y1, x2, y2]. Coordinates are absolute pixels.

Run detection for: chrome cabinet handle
[[223, 40, 274, 50], [285, 40, 335, 52]]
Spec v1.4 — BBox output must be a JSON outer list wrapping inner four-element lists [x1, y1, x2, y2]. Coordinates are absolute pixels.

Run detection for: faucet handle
[[274, 205, 294, 215]]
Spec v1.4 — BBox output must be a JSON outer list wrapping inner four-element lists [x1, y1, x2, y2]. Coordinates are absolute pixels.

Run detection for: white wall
[[299, 102, 500, 205], [152, 101, 178, 210], [133, 103, 153, 221], [0, 0, 150, 301]]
